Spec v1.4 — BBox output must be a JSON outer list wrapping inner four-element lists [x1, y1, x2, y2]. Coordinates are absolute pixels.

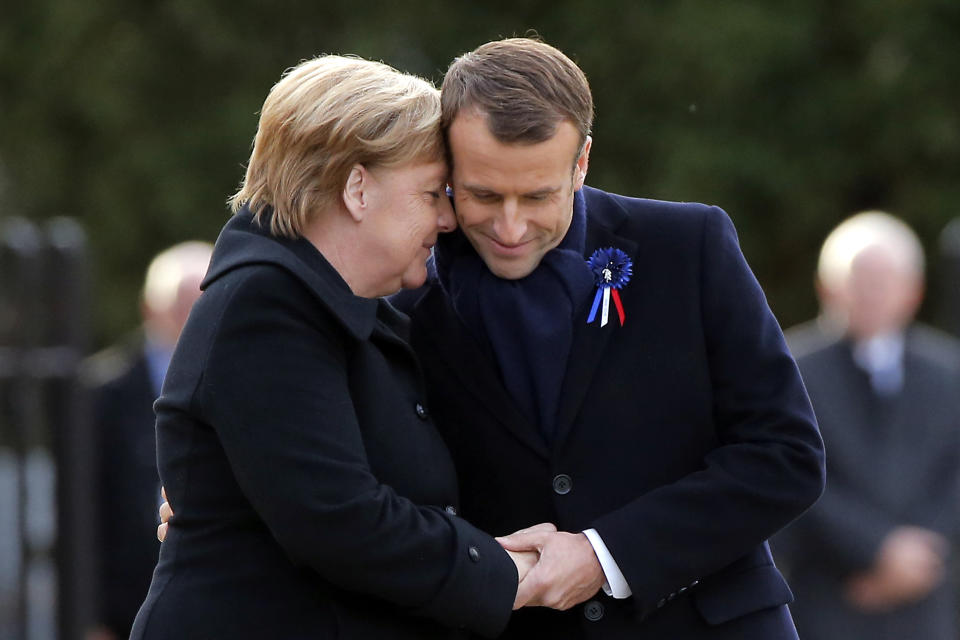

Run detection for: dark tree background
[[2, 1, 959, 347]]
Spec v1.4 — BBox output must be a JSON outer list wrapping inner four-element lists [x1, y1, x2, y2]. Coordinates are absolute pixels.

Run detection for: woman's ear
[[342, 164, 368, 222]]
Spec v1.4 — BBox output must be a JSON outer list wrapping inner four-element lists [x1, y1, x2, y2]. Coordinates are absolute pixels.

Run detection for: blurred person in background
[[775, 211, 960, 640], [82, 241, 212, 640]]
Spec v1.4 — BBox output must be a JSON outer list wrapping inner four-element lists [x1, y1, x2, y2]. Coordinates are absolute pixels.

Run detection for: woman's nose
[[437, 193, 457, 232]]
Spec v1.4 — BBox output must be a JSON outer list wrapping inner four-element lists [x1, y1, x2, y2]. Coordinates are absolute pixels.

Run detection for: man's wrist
[[582, 528, 632, 599]]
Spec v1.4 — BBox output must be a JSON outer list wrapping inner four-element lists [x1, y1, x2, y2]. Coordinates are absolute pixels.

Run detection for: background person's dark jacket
[[400, 186, 826, 640], [130, 209, 518, 639], [776, 330, 960, 640], [83, 341, 161, 637]]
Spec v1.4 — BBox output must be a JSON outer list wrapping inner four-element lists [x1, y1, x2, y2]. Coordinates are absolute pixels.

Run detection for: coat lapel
[[416, 287, 550, 459], [552, 200, 639, 451], [415, 187, 640, 457]]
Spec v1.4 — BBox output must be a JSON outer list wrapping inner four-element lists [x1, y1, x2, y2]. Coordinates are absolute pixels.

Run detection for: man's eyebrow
[[460, 184, 562, 198], [523, 186, 562, 198], [461, 183, 500, 196]]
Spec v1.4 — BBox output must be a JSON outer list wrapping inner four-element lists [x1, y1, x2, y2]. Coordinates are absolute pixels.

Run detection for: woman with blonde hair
[[130, 55, 536, 639]]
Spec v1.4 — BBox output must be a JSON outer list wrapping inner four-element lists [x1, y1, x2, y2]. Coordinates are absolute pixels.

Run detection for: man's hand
[[157, 486, 173, 542], [501, 523, 555, 585], [845, 526, 948, 612], [497, 529, 605, 610]]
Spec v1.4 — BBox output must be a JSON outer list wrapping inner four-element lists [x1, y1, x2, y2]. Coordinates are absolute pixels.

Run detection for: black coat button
[[445, 505, 457, 515], [583, 600, 604, 621], [552, 474, 572, 495], [468, 546, 480, 563], [415, 402, 428, 420]]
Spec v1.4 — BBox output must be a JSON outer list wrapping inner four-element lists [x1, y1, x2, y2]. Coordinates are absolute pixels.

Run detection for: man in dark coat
[[394, 38, 826, 639], [83, 241, 211, 640], [776, 211, 960, 640]]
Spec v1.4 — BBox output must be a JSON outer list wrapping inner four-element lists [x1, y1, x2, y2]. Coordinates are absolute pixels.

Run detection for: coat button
[[415, 402, 429, 420], [552, 474, 572, 495], [657, 598, 667, 608], [583, 600, 604, 621], [445, 505, 457, 515], [468, 546, 480, 563]]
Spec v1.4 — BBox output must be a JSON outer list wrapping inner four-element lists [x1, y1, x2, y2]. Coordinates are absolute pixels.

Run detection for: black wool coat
[[130, 209, 518, 640], [400, 186, 826, 640]]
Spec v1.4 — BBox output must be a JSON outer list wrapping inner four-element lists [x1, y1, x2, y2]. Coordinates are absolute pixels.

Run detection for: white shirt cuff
[[582, 528, 632, 599]]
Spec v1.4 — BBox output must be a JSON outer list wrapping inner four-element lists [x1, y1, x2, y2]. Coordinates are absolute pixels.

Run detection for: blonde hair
[[142, 241, 214, 313], [230, 55, 444, 238], [817, 210, 925, 294]]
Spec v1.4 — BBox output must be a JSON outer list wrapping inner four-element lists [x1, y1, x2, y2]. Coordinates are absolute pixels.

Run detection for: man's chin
[[484, 258, 538, 281]]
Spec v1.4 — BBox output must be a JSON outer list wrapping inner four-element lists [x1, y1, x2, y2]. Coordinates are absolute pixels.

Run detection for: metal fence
[[0, 216, 93, 640]]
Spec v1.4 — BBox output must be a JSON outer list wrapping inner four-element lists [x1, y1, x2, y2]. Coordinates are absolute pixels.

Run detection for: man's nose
[[493, 200, 526, 244]]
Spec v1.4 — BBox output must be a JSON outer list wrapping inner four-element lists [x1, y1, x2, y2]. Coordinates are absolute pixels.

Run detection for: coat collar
[[202, 207, 379, 341]]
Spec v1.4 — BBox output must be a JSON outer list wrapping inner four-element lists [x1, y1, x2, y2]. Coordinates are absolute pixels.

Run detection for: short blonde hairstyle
[[817, 210, 925, 294], [230, 55, 444, 238]]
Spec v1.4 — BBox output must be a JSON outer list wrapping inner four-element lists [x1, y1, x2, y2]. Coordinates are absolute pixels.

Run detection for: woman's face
[[363, 159, 454, 295]]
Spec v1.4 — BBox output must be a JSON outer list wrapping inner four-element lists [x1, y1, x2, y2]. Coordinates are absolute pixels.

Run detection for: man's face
[[447, 111, 591, 280], [844, 245, 923, 339]]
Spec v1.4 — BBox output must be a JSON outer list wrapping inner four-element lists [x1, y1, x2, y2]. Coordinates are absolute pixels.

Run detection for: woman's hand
[[497, 523, 557, 609], [507, 549, 539, 584], [157, 486, 173, 541]]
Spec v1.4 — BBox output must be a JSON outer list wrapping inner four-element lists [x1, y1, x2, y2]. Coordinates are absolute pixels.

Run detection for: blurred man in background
[[83, 241, 211, 640], [776, 211, 960, 640]]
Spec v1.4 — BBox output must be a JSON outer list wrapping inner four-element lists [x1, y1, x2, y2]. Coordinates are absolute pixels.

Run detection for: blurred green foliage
[[2, 1, 959, 347]]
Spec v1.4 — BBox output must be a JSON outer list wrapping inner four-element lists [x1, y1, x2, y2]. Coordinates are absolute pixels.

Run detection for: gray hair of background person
[[817, 210, 925, 293], [141, 241, 213, 348], [229, 55, 444, 240], [440, 38, 594, 152], [142, 241, 214, 314]]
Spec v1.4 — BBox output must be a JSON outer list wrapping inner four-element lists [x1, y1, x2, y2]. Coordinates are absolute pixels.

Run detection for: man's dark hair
[[441, 38, 594, 148]]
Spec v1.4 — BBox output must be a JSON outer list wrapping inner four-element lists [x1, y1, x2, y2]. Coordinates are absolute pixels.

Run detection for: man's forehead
[[448, 115, 580, 189]]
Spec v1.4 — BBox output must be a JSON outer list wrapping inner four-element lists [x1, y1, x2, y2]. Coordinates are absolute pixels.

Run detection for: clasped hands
[[157, 491, 603, 612], [499, 522, 605, 610], [845, 525, 949, 612]]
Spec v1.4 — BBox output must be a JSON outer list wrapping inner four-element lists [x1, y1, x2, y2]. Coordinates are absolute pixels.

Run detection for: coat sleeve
[[196, 267, 517, 637], [590, 206, 826, 616]]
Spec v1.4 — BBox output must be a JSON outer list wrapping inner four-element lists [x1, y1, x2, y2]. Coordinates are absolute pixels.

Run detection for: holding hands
[[156, 491, 604, 613], [497, 524, 606, 610]]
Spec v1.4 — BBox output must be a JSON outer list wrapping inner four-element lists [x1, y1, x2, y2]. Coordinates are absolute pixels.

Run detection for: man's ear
[[342, 164, 369, 222], [574, 136, 592, 190]]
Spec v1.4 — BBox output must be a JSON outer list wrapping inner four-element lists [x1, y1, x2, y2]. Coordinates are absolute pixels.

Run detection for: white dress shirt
[[582, 528, 632, 598]]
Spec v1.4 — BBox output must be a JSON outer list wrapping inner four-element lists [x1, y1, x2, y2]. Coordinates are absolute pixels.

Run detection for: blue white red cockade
[[586, 247, 632, 327]]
